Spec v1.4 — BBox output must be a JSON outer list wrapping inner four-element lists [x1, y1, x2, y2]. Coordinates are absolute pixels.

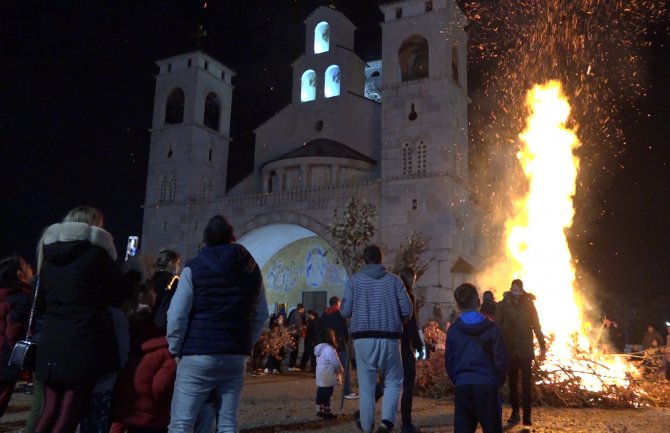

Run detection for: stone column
[[276, 168, 285, 192], [300, 165, 308, 190], [262, 172, 271, 193], [330, 164, 340, 186]]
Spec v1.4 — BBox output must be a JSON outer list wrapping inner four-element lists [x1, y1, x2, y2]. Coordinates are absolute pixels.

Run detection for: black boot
[[507, 411, 521, 424]]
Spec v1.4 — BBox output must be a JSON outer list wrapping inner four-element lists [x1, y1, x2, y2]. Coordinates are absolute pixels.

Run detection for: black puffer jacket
[[35, 222, 130, 381]]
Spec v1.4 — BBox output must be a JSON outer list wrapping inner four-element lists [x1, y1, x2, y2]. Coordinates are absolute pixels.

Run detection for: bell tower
[[291, 6, 365, 103], [379, 0, 469, 182], [142, 51, 235, 253], [377, 0, 481, 292]]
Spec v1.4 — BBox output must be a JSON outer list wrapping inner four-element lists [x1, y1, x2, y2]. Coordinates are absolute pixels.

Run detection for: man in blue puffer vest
[[167, 215, 269, 433], [445, 283, 508, 433]]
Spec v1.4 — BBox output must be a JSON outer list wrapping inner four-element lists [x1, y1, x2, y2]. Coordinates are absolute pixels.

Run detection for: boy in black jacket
[[445, 283, 507, 433]]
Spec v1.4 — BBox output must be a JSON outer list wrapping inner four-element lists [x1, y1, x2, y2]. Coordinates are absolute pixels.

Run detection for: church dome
[[259, 138, 376, 171]]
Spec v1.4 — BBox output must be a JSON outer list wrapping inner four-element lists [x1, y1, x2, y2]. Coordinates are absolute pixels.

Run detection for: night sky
[[2, 1, 669, 311]]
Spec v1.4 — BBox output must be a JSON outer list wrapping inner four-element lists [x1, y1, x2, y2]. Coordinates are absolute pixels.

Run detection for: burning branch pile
[[415, 322, 451, 398], [533, 337, 670, 408], [255, 326, 296, 361], [415, 336, 670, 408]]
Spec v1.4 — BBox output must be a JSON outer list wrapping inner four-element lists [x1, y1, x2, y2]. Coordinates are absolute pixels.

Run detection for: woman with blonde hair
[[33, 205, 130, 433]]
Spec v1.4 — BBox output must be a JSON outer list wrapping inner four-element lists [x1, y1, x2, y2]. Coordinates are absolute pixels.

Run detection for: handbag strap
[[166, 275, 179, 291], [25, 278, 40, 340]]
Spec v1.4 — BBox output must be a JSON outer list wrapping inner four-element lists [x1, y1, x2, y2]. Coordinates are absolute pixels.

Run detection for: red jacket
[[110, 335, 176, 430], [0, 281, 32, 380]]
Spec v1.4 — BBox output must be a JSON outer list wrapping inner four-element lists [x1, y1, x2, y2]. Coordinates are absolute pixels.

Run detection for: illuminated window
[[165, 88, 185, 125], [301, 70, 317, 102], [204, 92, 220, 131], [324, 65, 341, 98], [314, 21, 330, 54], [399, 36, 429, 82]]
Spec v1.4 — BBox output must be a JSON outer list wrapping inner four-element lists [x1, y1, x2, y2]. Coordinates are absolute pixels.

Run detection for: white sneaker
[[272, 369, 279, 374], [263, 368, 270, 374], [344, 393, 359, 400]]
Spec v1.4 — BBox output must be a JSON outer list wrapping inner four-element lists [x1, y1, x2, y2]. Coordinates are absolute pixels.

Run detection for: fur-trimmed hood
[[38, 222, 116, 271]]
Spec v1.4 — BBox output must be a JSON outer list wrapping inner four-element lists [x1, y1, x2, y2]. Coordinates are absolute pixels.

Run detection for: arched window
[[203, 92, 220, 131], [201, 177, 208, 200], [301, 70, 317, 102], [402, 142, 412, 176], [314, 21, 330, 54], [399, 36, 429, 82], [159, 176, 167, 202], [324, 65, 340, 98], [201, 177, 215, 200], [451, 44, 459, 84], [169, 175, 177, 202], [165, 88, 185, 125], [417, 141, 427, 174]]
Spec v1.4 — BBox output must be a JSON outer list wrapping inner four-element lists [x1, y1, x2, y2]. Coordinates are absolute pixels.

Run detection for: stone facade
[[142, 0, 485, 323]]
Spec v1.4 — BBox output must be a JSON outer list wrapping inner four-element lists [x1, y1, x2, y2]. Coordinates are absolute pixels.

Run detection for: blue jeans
[[169, 354, 247, 433], [354, 338, 403, 433]]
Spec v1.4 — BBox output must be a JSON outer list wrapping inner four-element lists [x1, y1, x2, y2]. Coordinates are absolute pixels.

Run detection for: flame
[[509, 81, 583, 348], [480, 81, 638, 391]]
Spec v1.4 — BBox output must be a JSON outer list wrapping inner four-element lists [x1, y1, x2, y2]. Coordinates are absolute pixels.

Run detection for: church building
[[141, 0, 485, 323]]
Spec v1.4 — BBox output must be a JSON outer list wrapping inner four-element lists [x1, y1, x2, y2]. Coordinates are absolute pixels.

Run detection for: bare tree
[[391, 229, 431, 281], [329, 196, 377, 274]]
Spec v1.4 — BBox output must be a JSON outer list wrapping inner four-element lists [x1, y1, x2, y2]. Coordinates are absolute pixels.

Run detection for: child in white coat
[[314, 328, 343, 419]]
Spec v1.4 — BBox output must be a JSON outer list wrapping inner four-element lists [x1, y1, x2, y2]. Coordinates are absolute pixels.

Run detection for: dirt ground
[[2, 372, 669, 433], [234, 372, 670, 433]]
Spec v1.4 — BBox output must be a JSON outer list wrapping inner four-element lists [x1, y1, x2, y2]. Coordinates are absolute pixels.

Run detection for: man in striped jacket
[[341, 245, 413, 433]]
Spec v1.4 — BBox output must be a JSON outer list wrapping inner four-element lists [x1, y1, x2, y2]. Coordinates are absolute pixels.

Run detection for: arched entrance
[[237, 223, 347, 315]]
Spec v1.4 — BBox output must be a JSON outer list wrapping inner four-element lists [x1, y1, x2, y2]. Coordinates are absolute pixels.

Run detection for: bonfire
[[475, 81, 670, 408]]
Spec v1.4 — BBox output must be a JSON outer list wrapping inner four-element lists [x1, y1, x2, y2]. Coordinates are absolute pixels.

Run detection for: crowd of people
[[1, 205, 669, 433], [0, 207, 268, 433]]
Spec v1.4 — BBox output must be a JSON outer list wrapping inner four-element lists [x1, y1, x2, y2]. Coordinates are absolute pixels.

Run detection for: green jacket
[[495, 291, 546, 359]]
